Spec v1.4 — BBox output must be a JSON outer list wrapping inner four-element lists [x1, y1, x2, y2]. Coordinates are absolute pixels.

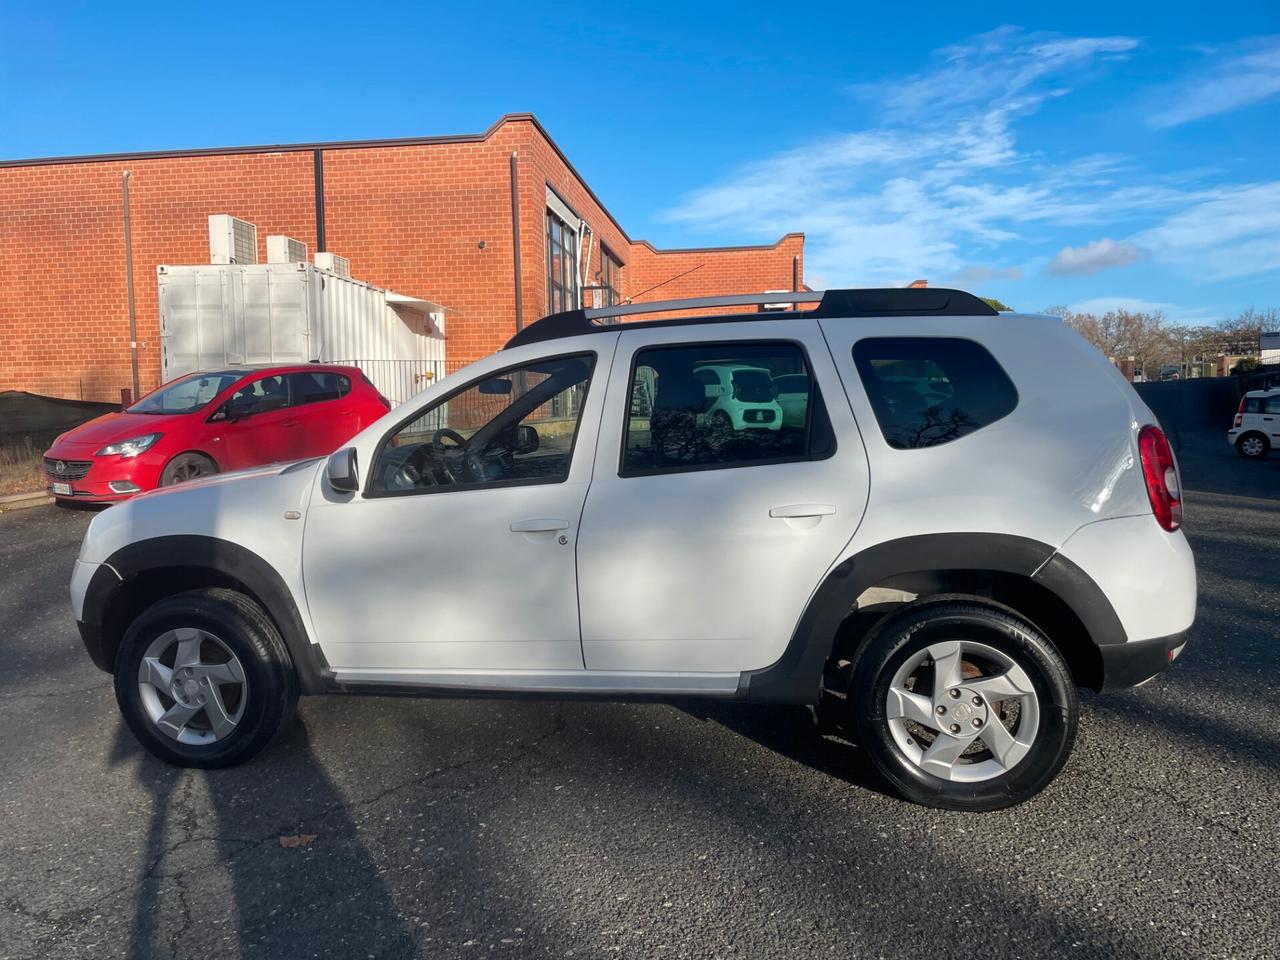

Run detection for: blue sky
[[2, 1, 1277, 321]]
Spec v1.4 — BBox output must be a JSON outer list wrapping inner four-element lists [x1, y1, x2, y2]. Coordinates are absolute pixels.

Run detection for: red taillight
[[1234, 413, 1243, 427], [1138, 425, 1182, 532], [1237, 396, 1247, 413]]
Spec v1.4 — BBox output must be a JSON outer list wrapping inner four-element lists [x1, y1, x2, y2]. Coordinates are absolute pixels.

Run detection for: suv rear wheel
[[849, 597, 1077, 811], [114, 588, 298, 768]]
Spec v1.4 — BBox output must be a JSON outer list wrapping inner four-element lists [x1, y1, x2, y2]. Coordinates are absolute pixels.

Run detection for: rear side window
[[1264, 397, 1280, 414], [853, 337, 1017, 449], [621, 341, 834, 475], [1242, 397, 1264, 413], [291, 372, 352, 405]]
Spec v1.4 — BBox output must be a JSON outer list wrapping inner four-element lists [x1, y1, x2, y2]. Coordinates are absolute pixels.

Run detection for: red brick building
[[0, 113, 804, 403]]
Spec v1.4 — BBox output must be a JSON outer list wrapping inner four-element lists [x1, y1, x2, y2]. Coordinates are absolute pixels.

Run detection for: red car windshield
[[128, 372, 244, 415]]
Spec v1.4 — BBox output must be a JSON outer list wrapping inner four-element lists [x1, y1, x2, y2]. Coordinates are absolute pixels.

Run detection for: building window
[[546, 209, 579, 314], [591, 249, 622, 309]]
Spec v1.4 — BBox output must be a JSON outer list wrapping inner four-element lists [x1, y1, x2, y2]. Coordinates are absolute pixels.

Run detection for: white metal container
[[157, 263, 447, 405]]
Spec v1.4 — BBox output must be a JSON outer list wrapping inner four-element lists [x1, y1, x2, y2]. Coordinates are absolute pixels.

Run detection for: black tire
[[159, 451, 218, 486], [114, 588, 298, 768], [848, 596, 1078, 811], [1235, 433, 1270, 459]]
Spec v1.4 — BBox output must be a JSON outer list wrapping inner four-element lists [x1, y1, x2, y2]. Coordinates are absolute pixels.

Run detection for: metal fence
[[334, 359, 447, 407]]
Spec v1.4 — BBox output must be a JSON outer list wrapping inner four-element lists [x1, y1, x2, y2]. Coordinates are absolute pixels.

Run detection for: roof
[[505, 288, 998, 350]]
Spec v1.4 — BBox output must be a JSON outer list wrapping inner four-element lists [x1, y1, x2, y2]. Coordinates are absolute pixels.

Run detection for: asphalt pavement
[[1, 425, 1277, 959]]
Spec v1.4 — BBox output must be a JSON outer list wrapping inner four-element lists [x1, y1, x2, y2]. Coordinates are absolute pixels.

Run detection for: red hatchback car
[[43, 365, 389, 503]]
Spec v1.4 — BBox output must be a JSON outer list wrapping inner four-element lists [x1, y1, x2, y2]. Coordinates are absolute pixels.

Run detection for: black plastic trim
[[504, 288, 997, 350], [738, 532, 1126, 704], [1097, 631, 1188, 691], [80, 536, 334, 694]]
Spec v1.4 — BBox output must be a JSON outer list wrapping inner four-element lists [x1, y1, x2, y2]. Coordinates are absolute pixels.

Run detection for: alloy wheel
[[137, 627, 247, 745], [885, 639, 1040, 783]]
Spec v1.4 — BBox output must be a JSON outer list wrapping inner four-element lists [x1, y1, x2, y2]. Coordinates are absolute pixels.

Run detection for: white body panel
[[300, 333, 615, 673], [1054, 515, 1197, 643], [1226, 388, 1280, 449], [576, 319, 869, 673]]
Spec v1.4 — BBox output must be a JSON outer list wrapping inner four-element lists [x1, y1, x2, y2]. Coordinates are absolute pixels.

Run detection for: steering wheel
[[432, 428, 471, 483]]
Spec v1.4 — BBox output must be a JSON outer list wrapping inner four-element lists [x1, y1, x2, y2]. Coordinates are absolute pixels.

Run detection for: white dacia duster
[[71, 288, 1196, 810]]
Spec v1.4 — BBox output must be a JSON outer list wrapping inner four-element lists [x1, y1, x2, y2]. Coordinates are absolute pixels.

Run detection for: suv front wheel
[[849, 597, 1078, 811], [114, 588, 298, 768]]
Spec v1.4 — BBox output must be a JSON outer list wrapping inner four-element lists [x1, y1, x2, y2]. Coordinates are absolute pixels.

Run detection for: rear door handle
[[509, 518, 570, 533], [282, 419, 301, 427], [769, 504, 837, 519]]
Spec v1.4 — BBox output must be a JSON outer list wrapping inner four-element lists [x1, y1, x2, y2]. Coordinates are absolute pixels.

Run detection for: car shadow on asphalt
[[111, 718, 419, 959], [672, 700, 895, 798]]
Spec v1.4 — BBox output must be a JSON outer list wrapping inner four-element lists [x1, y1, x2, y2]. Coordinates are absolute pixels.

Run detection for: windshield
[[128, 372, 243, 415], [732, 369, 776, 403]]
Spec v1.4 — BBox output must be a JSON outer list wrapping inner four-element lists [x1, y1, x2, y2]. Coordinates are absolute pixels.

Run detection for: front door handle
[[769, 504, 837, 519], [509, 518, 570, 533], [282, 419, 301, 427]]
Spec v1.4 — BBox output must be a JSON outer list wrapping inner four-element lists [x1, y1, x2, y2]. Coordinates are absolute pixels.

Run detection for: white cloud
[[1046, 238, 1143, 276], [1135, 182, 1280, 278], [662, 28, 1280, 291], [1149, 36, 1280, 127]]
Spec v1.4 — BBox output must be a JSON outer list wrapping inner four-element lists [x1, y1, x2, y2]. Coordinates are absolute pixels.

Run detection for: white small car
[[1227, 388, 1280, 458], [693, 363, 784, 431], [71, 289, 1196, 810]]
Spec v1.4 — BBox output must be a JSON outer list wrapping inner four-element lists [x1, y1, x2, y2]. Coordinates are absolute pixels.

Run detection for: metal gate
[[336, 359, 446, 407]]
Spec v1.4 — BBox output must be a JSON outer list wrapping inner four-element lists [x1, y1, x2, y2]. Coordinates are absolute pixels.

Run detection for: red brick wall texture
[[0, 115, 803, 402]]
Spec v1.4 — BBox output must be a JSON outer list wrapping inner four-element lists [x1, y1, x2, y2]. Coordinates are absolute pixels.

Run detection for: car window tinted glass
[[622, 341, 830, 475], [226, 375, 291, 416], [1265, 396, 1280, 414], [1243, 397, 1264, 413], [128, 372, 242, 414], [291, 372, 352, 405], [853, 337, 1017, 449], [373, 354, 595, 494]]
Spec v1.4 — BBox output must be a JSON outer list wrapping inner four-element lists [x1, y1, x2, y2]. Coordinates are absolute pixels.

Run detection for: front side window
[[621, 341, 832, 475], [371, 354, 595, 495], [853, 337, 1017, 449], [224, 374, 292, 417], [1264, 396, 1280, 415], [128, 371, 242, 415]]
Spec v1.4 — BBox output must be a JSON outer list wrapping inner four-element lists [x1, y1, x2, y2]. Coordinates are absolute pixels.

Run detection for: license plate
[[51, 482, 72, 496]]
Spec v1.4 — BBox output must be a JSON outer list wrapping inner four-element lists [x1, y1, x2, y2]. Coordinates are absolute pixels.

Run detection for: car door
[[212, 373, 304, 468], [300, 347, 607, 677], [575, 319, 870, 674], [288, 370, 358, 456]]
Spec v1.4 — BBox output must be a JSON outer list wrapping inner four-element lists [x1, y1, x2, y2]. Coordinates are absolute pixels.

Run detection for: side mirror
[[514, 424, 539, 455], [326, 447, 359, 493]]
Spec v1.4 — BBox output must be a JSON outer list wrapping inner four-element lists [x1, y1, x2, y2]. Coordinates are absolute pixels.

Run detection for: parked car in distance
[[1228, 387, 1280, 459], [692, 362, 784, 431], [43, 365, 389, 502], [70, 288, 1196, 811]]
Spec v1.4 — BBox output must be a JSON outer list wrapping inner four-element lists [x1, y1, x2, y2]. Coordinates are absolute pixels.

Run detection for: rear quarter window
[[853, 337, 1017, 449]]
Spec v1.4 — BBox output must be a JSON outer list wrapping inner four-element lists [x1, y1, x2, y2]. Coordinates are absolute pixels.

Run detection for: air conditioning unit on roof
[[314, 252, 350, 277], [266, 235, 308, 264], [208, 214, 258, 265]]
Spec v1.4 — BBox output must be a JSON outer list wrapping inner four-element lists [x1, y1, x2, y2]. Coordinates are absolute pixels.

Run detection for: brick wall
[[0, 115, 803, 402]]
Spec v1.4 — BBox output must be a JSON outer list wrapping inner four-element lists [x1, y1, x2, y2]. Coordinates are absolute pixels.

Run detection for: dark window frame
[[364, 351, 598, 500], [617, 338, 836, 479], [852, 336, 1019, 450], [289, 371, 352, 406], [546, 208, 579, 314]]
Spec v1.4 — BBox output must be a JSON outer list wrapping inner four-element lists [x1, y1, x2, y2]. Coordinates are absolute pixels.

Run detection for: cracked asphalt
[[1, 423, 1277, 959]]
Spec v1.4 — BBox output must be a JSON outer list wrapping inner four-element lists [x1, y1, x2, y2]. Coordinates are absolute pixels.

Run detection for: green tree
[[981, 297, 1013, 312]]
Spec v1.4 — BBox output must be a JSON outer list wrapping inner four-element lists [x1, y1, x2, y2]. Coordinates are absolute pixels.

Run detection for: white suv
[[1228, 387, 1279, 458], [71, 289, 1196, 810]]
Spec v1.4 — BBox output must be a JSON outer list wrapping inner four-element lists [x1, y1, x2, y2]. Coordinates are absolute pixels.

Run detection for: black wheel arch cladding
[[81, 535, 332, 694], [739, 531, 1127, 703]]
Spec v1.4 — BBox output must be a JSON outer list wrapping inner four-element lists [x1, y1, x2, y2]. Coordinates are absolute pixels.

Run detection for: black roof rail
[[504, 288, 997, 349]]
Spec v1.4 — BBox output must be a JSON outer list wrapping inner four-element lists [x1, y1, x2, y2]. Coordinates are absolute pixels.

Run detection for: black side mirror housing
[[514, 424, 540, 455], [327, 447, 359, 493]]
